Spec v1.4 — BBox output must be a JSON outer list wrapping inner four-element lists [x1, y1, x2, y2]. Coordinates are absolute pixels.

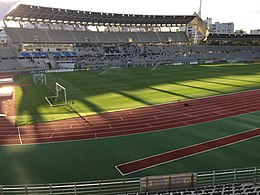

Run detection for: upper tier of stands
[[0, 47, 18, 58], [4, 28, 189, 44]]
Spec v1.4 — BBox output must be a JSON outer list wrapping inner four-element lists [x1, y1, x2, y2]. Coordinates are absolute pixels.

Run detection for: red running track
[[1, 89, 260, 145], [116, 128, 260, 175]]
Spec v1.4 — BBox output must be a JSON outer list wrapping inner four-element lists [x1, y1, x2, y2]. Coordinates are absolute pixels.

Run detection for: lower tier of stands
[[1, 45, 260, 71]]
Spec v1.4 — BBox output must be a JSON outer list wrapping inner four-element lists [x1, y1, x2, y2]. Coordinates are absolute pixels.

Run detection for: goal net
[[33, 73, 47, 85], [45, 82, 67, 107]]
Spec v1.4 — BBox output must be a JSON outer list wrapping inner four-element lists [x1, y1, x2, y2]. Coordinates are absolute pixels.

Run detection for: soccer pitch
[[15, 63, 260, 125], [1, 62, 260, 185]]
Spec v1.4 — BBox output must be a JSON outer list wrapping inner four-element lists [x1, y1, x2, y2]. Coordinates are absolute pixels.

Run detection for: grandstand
[[0, 2, 260, 195], [0, 4, 259, 71]]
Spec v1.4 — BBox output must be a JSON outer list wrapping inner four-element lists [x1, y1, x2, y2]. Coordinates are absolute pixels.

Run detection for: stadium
[[0, 1, 260, 195]]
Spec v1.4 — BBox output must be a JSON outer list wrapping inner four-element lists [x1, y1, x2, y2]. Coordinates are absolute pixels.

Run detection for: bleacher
[[5, 28, 190, 44], [0, 47, 18, 58], [0, 166, 258, 195], [75, 43, 260, 66], [134, 184, 260, 195]]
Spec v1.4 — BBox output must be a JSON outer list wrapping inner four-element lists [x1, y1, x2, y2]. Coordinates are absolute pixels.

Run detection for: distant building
[[208, 19, 234, 34], [250, 29, 260, 34], [204, 17, 213, 28], [234, 29, 247, 34]]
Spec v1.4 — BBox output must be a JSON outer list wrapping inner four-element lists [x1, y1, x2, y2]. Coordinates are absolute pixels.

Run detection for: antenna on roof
[[198, 0, 202, 18]]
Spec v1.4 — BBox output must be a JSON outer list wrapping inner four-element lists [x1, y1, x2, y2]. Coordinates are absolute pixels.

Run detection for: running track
[[1, 89, 260, 145]]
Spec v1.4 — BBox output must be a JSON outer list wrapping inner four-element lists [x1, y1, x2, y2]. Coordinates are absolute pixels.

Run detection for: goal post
[[33, 73, 47, 85], [45, 82, 67, 107]]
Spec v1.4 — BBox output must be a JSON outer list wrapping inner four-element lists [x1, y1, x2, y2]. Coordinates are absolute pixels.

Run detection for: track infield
[[116, 128, 260, 175]]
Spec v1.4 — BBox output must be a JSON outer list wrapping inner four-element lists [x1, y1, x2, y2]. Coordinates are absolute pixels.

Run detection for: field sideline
[[15, 63, 260, 125]]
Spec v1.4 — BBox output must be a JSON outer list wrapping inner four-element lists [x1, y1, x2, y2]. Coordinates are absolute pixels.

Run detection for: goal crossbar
[[45, 82, 67, 107]]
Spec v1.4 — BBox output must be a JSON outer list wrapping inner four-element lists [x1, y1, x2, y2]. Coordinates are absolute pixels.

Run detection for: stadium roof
[[3, 4, 196, 26]]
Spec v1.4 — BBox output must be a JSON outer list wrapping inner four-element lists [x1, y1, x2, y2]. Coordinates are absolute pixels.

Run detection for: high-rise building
[[250, 29, 260, 34], [208, 21, 234, 34]]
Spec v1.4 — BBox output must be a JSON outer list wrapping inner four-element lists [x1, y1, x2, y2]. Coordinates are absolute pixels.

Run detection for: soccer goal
[[33, 73, 47, 85], [45, 82, 67, 107]]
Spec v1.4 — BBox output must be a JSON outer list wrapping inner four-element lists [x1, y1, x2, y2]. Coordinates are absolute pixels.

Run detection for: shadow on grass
[[172, 82, 223, 96], [196, 78, 247, 89], [15, 64, 260, 124], [147, 86, 192, 99]]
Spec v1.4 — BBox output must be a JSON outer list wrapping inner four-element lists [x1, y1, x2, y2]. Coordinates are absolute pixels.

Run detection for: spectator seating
[[127, 183, 260, 195]]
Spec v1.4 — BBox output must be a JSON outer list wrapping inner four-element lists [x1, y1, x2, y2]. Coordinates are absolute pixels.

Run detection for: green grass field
[[15, 63, 260, 125], [1, 112, 260, 184], [0, 63, 259, 185]]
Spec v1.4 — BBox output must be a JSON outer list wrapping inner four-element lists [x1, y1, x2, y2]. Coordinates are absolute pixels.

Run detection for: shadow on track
[[65, 102, 93, 126]]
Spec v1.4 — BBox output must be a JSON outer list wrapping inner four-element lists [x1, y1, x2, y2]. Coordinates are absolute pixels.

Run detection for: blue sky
[[1, 0, 259, 33]]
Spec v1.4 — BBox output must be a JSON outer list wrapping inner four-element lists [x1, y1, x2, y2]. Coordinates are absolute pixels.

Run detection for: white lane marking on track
[[50, 133, 54, 138], [147, 123, 152, 127], [17, 126, 23, 145], [8, 131, 16, 136]]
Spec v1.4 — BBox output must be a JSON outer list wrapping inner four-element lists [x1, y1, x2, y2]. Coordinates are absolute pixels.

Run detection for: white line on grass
[[57, 78, 73, 86]]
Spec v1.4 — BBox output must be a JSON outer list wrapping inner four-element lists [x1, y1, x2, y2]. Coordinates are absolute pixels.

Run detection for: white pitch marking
[[50, 133, 54, 138], [17, 126, 23, 145]]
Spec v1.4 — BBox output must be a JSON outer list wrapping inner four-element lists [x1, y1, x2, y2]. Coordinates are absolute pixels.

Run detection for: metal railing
[[0, 166, 259, 195], [197, 166, 260, 187]]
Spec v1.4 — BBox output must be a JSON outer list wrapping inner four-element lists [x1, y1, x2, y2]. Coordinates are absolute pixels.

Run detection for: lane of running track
[[1, 90, 260, 145]]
